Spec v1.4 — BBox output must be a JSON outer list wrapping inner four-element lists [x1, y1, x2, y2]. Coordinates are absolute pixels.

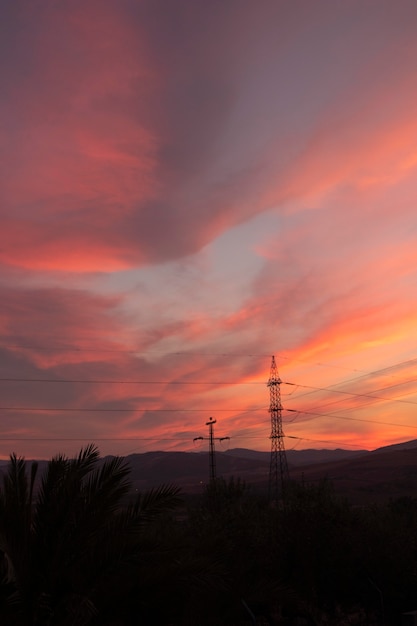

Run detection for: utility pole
[[194, 417, 230, 483], [268, 356, 289, 503]]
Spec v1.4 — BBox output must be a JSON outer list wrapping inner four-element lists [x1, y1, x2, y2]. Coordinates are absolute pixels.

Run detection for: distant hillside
[[124, 450, 270, 492], [290, 443, 417, 504], [122, 442, 417, 503], [122, 447, 368, 493], [2, 441, 417, 504], [225, 447, 367, 466], [370, 438, 417, 453]]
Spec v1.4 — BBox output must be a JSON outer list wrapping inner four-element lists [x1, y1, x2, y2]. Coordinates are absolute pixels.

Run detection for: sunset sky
[[2, 0, 417, 459]]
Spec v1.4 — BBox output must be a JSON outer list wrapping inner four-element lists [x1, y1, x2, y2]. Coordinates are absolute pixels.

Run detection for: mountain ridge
[[2, 440, 417, 504]]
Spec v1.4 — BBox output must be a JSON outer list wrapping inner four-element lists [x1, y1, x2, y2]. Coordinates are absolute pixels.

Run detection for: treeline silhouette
[[0, 445, 416, 625]]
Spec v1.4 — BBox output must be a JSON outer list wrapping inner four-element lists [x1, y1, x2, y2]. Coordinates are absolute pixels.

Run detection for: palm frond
[[56, 456, 133, 569], [0, 446, 183, 626], [83, 455, 132, 512], [29, 461, 38, 510], [2, 455, 28, 510], [0, 455, 37, 602], [71, 444, 100, 476], [34, 455, 70, 540], [130, 483, 182, 522]]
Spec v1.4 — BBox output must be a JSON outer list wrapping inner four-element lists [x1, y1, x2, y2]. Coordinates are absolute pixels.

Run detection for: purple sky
[[1, 1, 417, 458]]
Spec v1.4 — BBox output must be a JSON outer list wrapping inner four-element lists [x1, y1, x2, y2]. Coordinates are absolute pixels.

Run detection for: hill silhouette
[[3, 441, 417, 504], [291, 442, 417, 504], [122, 440, 417, 503]]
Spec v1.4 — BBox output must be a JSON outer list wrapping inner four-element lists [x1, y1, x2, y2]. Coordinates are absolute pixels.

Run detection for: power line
[[0, 437, 197, 442], [283, 379, 417, 407], [0, 434, 367, 448], [0, 397, 416, 427], [0, 397, 415, 427], [0, 345, 274, 357], [284, 378, 417, 421], [285, 357, 417, 402], [286, 435, 366, 449], [0, 436, 214, 442], [2, 341, 411, 377], [0, 406, 267, 412], [0, 372, 415, 406], [0, 422, 408, 452], [285, 408, 417, 430], [1, 354, 417, 452], [0, 356, 415, 391], [0, 377, 265, 385]]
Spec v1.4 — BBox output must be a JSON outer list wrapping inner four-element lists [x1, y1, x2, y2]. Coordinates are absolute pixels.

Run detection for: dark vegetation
[[0, 446, 417, 625]]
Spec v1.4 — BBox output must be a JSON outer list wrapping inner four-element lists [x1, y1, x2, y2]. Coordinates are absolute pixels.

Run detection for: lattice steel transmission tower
[[268, 355, 289, 502]]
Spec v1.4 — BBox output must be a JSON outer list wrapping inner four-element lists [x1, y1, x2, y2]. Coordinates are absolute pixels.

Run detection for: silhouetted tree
[[0, 444, 181, 626]]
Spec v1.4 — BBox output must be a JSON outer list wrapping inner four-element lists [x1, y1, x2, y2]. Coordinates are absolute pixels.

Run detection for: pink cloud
[[1, 1, 416, 274], [1, 2, 417, 457]]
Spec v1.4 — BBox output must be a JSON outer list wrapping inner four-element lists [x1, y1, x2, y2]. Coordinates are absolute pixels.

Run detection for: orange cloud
[[2, 2, 417, 458]]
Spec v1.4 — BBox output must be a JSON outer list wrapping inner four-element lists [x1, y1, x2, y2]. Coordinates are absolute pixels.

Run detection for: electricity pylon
[[194, 417, 230, 483], [268, 356, 289, 502]]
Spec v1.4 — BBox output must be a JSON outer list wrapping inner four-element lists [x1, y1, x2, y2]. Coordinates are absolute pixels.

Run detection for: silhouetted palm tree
[[0, 444, 181, 625]]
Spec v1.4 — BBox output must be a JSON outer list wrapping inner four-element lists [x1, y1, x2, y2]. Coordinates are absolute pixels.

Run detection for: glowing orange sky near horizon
[[1, 1, 417, 460]]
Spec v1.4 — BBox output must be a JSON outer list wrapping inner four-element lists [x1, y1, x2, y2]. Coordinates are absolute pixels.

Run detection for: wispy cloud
[[1, 1, 417, 457]]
